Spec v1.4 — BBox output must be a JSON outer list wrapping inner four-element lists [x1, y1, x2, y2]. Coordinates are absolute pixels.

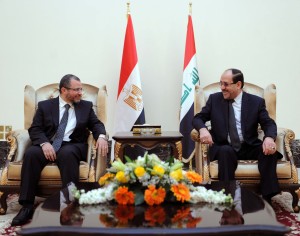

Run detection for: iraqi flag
[[114, 14, 145, 135], [180, 15, 200, 159]]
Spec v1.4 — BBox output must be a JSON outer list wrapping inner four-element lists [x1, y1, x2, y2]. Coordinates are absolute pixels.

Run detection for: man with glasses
[[192, 68, 282, 205], [12, 74, 109, 226]]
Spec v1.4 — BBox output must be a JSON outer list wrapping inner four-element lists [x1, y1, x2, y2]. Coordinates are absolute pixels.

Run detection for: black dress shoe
[[11, 207, 34, 226]]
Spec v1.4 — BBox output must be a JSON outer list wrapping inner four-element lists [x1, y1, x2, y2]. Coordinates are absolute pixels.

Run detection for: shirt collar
[[59, 96, 73, 109], [233, 91, 243, 104]]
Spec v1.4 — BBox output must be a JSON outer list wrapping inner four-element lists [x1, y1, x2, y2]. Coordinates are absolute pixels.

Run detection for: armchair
[[0, 83, 108, 214], [191, 82, 300, 212]]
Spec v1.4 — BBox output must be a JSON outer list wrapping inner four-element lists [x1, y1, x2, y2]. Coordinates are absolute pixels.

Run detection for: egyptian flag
[[114, 14, 145, 136], [179, 15, 200, 159]]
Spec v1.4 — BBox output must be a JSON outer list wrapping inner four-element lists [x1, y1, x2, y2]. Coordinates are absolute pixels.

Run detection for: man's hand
[[263, 137, 277, 155], [199, 128, 214, 145], [96, 137, 109, 157], [41, 142, 57, 161]]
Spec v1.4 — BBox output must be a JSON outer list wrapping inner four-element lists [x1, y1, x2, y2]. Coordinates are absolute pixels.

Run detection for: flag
[[180, 15, 200, 159], [114, 14, 145, 135]]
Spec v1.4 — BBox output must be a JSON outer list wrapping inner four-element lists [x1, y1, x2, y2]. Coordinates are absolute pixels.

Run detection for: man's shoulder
[[76, 99, 93, 108], [243, 92, 264, 101], [38, 97, 58, 106], [210, 92, 223, 99]]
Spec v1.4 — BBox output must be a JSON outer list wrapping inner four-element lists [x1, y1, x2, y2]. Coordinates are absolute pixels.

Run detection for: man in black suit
[[192, 68, 282, 203], [12, 74, 109, 226]]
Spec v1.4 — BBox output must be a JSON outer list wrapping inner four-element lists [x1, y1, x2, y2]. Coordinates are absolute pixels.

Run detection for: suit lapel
[[241, 92, 248, 137], [73, 101, 82, 128], [52, 97, 60, 128], [221, 98, 229, 133]]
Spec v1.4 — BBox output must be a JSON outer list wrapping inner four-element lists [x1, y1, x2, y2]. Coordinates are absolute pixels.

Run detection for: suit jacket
[[192, 91, 277, 146], [28, 97, 106, 146]]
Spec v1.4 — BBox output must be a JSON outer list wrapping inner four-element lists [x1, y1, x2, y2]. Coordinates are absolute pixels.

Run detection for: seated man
[[12, 74, 109, 226], [192, 68, 282, 203]]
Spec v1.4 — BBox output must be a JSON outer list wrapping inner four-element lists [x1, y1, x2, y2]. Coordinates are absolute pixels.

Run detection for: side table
[[112, 131, 183, 160]]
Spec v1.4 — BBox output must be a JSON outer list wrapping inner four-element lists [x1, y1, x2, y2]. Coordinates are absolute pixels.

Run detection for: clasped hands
[[41, 138, 109, 161], [198, 128, 277, 155]]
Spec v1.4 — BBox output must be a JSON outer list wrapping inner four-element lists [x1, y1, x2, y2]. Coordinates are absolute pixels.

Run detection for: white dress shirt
[[228, 91, 244, 143], [58, 96, 76, 142]]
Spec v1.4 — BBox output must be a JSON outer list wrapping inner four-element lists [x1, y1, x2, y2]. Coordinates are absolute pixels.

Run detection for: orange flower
[[186, 171, 202, 184], [171, 183, 190, 202], [115, 186, 135, 205], [144, 185, 166, 205], [171, 207, 202, 228], [145, 206, 166, 226], [115, 205, 135, 225], [171, 207, 191, 223], [98, 172, 115, 186], [186, 217, 202, 228]]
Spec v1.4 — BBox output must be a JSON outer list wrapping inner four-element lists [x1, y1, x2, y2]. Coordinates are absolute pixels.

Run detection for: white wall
[[0, 0, 299, 138]]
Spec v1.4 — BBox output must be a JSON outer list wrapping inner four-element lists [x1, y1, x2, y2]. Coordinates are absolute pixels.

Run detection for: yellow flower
[[170, 169, 183, 181], [151, 165, 165, 176], [134, 166, 146, 178], [98, 172, 115, 186], [115, 171, 129, 183]]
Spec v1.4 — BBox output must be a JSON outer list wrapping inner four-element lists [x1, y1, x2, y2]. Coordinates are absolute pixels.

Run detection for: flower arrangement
[[97, 204, 202, 228], [72, 153, 233, 206]]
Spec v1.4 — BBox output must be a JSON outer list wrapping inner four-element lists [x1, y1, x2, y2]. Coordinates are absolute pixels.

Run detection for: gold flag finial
[[127, 2, 131, 17], [189, 2, 192, 15]]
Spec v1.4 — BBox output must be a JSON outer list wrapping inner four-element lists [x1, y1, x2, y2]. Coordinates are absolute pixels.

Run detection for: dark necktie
[[52, 104, 70, 152], [228, 100, 241, 152]]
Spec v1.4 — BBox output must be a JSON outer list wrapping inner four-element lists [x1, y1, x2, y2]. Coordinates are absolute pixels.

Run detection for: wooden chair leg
[[293, 187, 300, 213], [0, 191, 8, 215]]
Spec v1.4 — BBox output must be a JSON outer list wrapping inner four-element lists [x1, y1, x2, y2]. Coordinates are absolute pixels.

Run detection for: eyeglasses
[[219, 81, 237, 87], [65, 87, 84, 92]]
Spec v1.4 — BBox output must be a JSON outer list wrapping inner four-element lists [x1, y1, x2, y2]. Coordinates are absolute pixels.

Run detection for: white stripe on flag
[[180, 55, 199, 121], [114, 64, 143, 133]]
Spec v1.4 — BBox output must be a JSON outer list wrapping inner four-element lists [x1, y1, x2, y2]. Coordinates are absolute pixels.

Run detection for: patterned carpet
[[0, 192, 299, 236]]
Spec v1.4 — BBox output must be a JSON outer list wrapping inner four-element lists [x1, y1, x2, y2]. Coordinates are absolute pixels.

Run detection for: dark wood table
[[18, 181, 290, 236], [112, 131, 183, 160]]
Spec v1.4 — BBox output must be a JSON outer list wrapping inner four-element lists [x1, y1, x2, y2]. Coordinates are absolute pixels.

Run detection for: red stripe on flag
[[118, 15, 138, 98], [183, 15, 196, 70]]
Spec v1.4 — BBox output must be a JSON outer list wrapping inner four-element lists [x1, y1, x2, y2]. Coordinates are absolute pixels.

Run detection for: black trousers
[[19, 142, 87, 205], [209, 142, 282, 197]]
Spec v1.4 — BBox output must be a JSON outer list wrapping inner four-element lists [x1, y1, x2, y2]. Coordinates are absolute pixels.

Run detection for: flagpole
[[180, 2, 199, 170], [127, 2, 130, 17], [188, 2, 193, 171]]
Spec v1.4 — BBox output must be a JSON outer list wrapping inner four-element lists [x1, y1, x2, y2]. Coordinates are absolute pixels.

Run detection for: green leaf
[[133, 188, 145, 205], [166, 156, 175, 165], [124, 155, 133, 163]]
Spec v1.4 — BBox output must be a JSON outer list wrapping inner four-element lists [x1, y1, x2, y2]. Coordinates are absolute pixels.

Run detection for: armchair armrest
[[276, 127, 296, 164], [190, 129, 210, 181], [6, 129, 31, 162]]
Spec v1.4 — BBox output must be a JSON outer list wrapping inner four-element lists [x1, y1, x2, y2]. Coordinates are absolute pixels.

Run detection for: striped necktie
[[52, 104, 70, 152], [228, 100, 241, 152]]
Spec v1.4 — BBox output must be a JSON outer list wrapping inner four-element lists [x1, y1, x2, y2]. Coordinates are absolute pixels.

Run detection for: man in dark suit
[[192, 68, 282, 204], [12, 74, 109, 226]]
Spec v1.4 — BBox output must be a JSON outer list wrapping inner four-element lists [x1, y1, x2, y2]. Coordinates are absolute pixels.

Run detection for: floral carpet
[[0, 192, 299, 236]]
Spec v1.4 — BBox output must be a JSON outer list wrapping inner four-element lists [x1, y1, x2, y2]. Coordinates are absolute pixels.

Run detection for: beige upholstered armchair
[[191, 82, 300, 212], [0, 83, 108, 214]]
